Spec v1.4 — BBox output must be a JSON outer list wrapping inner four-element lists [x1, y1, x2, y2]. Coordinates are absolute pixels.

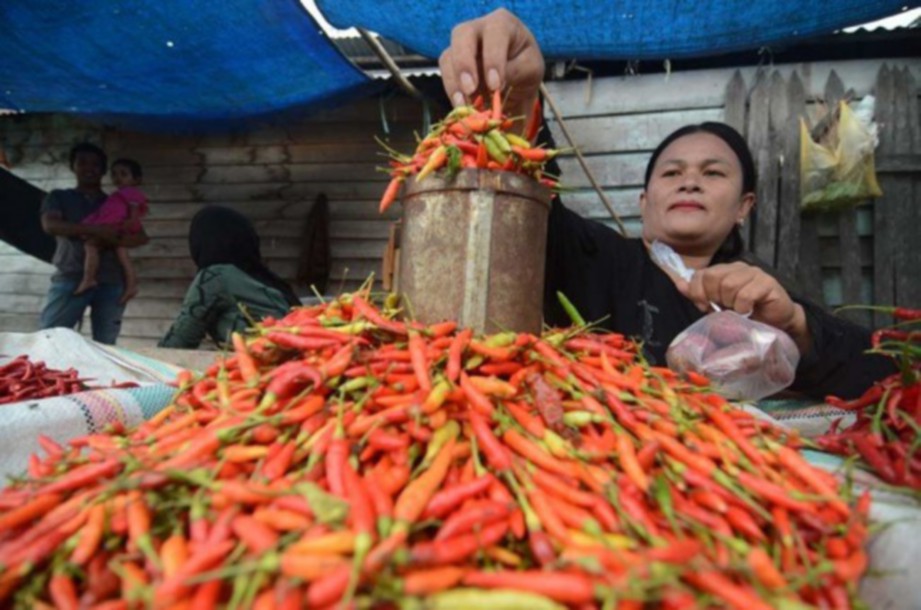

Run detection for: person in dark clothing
[[439, 9, 894, 400], [159, 206, 301, 349]]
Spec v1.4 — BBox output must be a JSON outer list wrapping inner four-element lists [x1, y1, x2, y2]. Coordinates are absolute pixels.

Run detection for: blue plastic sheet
[[0, 0, 376, 129], [316, 0, 911, 60]]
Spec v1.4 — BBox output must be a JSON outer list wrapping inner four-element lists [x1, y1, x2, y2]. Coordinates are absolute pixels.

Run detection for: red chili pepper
[[367, 429, 409, 452], [40, 459, 122, 495], [49, 573, 79, 610], [463, 569, 595, 605], [403, 566, 468, 596], [825, 384, 884, 411], [524, 97, 543, 142], [685, 571, 774, 610], [504, 400, 547, 437], [736, 471, 817, 514], [703, 404, 766, 467], [408, 331, 433, 394], [616, 432, 649, 493], [725, 505, 766, 542], [775, 446, 851, 519], [231, 332, 260, 385], [435, 499, 511, 541], [852, 434, 897, 482], [460, 372, 495, 417], [267, 332, 339, 352], [644, 539, 703, 563], [393, 438, 457, 526], [475, 139, 489, 168], [231, 514, 279, 554], [872, 329, 921, 348], [502, 428, 579, 479], [379, 176, 404, 214], [409, 520, 508, 566], [893, 307, 921, 321], [323, 435, 349, 498], [530, 469, 596, 508], [260, 361, 323, 408], [423, 474, 494, 519], [833, 549, 868, 582], [156, 540, 236, 602], [469, 410, 511, 471], [262, 440, 297, 480]]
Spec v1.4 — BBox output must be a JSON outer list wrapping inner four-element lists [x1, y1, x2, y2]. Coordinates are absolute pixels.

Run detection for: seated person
[[159, 206, 301, 349]]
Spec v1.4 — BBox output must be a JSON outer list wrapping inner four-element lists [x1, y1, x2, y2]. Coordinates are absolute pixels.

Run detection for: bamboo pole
[[540, 83, 629, 236]]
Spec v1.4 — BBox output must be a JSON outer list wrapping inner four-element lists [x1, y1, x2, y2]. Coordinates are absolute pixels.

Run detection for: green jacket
[[159, 264, 292, 349]]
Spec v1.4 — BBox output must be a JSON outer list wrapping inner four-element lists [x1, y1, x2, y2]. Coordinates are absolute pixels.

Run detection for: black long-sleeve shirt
[[543, 199, 894, 400]]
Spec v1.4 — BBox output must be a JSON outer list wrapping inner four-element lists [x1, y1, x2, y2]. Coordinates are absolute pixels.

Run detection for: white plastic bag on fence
[[800, 98, 883, 212]]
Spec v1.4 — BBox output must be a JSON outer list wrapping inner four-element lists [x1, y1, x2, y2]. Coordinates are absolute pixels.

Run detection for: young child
[[74, 158, 149, 303]]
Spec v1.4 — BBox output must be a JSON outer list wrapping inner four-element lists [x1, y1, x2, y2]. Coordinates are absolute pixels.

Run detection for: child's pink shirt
[[81, 186, 148, 232]]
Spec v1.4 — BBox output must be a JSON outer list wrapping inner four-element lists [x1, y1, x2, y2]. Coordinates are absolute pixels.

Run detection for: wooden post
[[888, 68, 921, 321], [755, 70, 786, 268], [822, 71, 868, 326], [873, 65, 896, 328], [796, 71, 825, 305], [747, 69, 772, 261], [776, 72, 804, 285], [724, 70, 751, 246]]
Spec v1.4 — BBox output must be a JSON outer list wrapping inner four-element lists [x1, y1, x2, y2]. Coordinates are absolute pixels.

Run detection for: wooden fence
[[725, 63, 920, 328]]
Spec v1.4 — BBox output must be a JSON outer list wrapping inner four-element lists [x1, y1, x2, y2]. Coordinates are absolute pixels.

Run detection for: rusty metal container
[[397, 169, 552, 334]]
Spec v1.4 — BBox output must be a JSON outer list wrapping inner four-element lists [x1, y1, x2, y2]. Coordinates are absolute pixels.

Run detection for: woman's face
[[640, 132, 754, 255]]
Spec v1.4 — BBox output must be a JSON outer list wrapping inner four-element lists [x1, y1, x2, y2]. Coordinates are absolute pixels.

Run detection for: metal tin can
[[398, 169, 552, 334]]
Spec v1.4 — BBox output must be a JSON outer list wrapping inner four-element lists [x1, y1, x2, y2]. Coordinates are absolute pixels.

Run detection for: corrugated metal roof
[[364, 67, 440, 80], [330, 21, 918, 78], [842, 8, 920, 32]]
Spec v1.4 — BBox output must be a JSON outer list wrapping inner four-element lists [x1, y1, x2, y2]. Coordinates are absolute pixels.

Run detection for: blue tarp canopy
[[317, 0, 912, 60], [0, 0, 376, 129], [0, 1, 913, 129]]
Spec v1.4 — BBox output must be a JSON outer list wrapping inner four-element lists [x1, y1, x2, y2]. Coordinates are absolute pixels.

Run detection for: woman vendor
[[438, 9, 894, 400], [158, 206, 301, 349]]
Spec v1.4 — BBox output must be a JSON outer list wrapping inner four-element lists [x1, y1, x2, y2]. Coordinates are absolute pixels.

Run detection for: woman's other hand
[[439, 8, 544, 120], [675, 262, 812, 353]]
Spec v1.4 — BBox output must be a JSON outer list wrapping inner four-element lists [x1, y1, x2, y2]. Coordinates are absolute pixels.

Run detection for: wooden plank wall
[[545, 58, 920, 327], [0, 96, 428, 348]]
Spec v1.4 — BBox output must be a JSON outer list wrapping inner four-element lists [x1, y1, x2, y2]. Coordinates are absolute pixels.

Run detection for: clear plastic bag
[[800, 99, 883, 213], [650, 240, 801, 401], [666, 309, 800, 401]]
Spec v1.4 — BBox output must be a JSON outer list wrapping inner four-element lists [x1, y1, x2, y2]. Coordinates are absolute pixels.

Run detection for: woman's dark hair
[[69, 142, 107, 172], [111, 158, 143, 180], [643, 122, 756, 263], [188, 205, 301, 307]]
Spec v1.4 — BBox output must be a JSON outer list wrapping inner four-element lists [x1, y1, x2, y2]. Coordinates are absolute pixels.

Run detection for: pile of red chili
[[0, 356, 136, 404], [378, 91, 559, 213], [818, 307, 921, 489], [0, 293, 868, 608]]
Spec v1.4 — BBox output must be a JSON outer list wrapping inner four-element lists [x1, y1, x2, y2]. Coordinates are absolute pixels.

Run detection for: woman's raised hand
[[439, 8, 545, 119]]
